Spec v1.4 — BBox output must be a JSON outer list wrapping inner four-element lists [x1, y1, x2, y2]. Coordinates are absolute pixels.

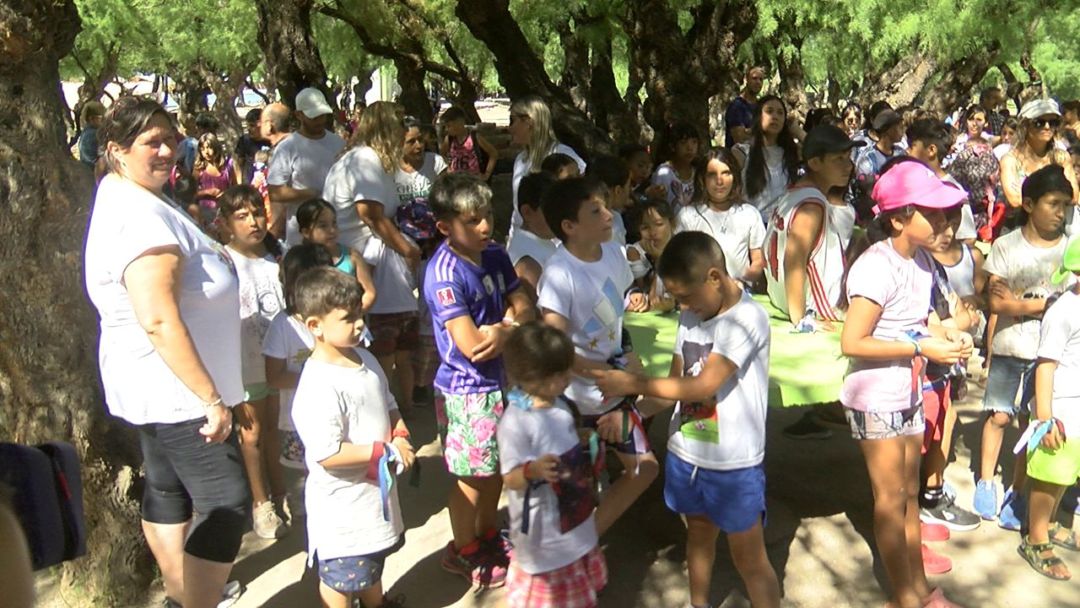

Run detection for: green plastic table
[[623, 296, 847, 408]]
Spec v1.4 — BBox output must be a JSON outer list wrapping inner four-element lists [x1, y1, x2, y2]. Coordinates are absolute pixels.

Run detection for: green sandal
[[1049, 523, 1080, 551], [1018, 536, 1072, 580]]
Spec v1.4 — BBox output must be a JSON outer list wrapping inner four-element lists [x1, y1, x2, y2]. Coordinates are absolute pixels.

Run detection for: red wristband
[[392, 428, 411, 440], [366, 442, 386, 481]]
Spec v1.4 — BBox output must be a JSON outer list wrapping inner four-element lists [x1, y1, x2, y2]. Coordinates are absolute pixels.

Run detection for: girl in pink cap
[[839, 159, 972, 608]]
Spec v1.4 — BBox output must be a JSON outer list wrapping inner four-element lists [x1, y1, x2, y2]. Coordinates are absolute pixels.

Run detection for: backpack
[[395, 198, 438, 243], [0, 441, 86, 570]]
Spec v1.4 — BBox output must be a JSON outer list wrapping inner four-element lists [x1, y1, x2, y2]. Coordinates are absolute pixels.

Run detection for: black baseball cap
[[803, 124, 865, 160]]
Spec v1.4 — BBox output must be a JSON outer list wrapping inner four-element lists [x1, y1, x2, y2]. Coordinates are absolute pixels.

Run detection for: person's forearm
[[1034, 362, 1056, 421], [318, 441, 378, 469], [990, 296, 1044, 317], [639, 375, 717, 403], [370, 215, 417, 259], [266, 370, 300, 390], [147, 320, 221, 403], [784, 267, 807, 323], [841, 336, 917, 361], [503, 464, 529, 491], [269, 185, 318, 205]]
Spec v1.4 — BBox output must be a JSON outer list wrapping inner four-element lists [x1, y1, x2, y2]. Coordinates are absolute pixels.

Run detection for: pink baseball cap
[[871, 161, 968, 215]]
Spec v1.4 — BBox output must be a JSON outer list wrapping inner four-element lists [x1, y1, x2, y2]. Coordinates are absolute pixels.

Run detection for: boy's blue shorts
[[664, 452, 766, 533]]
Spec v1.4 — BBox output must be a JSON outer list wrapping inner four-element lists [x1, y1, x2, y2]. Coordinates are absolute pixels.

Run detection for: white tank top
[[940, 244, 976, 298], [764, 186, 851, 322]]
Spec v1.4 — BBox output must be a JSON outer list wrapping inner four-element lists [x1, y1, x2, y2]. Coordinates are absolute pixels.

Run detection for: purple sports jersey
[[424, 240, 520, 394]]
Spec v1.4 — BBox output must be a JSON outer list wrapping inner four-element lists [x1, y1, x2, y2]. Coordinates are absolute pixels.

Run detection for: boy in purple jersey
[[424, 173, 534, 588]]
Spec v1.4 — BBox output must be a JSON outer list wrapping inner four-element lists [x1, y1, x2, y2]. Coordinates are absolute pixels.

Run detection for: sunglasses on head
[[1035, 117, 1062, 129]]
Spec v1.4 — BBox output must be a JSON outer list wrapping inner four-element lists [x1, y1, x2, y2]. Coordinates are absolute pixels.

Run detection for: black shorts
[[139, 417, 250, 563]]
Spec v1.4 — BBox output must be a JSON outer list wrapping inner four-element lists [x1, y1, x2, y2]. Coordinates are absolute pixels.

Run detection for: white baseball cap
[[1019, 98, 1061, 120], [295, 87, 333, 119]]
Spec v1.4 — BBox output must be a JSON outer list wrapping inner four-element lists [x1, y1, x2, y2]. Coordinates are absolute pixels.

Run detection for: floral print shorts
[[437, 390, 504, 477]]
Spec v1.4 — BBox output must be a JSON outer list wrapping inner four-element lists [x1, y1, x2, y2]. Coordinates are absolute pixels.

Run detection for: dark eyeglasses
[[1035, 118, 1062, 129]]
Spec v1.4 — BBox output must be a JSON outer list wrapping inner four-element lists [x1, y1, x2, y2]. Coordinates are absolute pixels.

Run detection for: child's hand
[[591, 368, 639, 398], [943, 329, 974, 358], [626, 292, 649, 313], [595, 409, 627, 444], [917, 337, 968, 365], [644, 183, 667, 200], [1041, 421, 1065, 451], [391, 437, 416, 471], [989, 280, 1014, 301], [471, 324, 510, 362], [527, 454, 561, 483]]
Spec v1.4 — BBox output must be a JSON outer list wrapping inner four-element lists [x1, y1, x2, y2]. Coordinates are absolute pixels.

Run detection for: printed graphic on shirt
[[582, 278, 625, 348], [679, 340, 719, 443], [436, 287, 456, 306], [550, 443, 598, 534]]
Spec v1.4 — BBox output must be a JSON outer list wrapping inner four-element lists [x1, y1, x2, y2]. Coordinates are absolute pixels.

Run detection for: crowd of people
[[76, 67, 1080, 608]]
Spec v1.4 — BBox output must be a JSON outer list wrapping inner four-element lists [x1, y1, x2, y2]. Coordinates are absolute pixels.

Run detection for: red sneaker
[[440, 540, 507, 588], [921, 521, 950, 542], [921, 543, 952, 575]]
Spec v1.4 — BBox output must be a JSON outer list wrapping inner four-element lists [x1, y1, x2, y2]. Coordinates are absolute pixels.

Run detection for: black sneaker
[[919, 492, 981, 531], [782, 413, 833, 440]]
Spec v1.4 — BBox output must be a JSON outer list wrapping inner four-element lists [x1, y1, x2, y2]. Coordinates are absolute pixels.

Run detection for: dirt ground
[[60, 359, 1068, 608]]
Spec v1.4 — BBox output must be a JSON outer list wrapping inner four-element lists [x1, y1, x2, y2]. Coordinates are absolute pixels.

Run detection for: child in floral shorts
[[423, 174, 534, 588]]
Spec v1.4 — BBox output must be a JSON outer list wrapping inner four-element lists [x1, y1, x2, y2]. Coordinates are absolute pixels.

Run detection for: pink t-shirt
[[840, 240, 933, 413]]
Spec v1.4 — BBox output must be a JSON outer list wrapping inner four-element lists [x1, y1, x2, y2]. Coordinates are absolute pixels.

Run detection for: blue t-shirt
[[724, 96, 756, 149], [424, 240, 520, 394], [78, 126, 98, 167]]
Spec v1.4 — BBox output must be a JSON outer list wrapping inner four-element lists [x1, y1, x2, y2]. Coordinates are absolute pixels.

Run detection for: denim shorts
[[663, 453, 766, 533], [845, 404, 925, 440], [983, 355, 1035, 416]]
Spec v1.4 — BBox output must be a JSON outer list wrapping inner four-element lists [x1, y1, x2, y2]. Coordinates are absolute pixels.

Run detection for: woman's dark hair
[[691, 147, 744, 206], [503, 321, 575, 386], [1023, 164, 1075, 203], [745, 95, 799, 200], [296, 198, 337, 234], [656, 122, 701, 164], [281, 243, 333, 313], [217, 185, 283, 258], [97, 96, 171, 179], [962, 105, 988, 127]]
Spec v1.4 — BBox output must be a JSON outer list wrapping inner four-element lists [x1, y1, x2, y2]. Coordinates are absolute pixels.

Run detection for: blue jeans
[[982, 355, 1035, 416]]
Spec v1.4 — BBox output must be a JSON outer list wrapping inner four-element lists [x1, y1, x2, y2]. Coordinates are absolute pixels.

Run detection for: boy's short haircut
[[503, 321, 575, 386], [540, 152, 578, 175], [585, 155, 630, 189], [540, 176, 608, 242], [81, 101, 106, 123], [518, 172, 555, 213], [1023, 164, 1075, 203], [658, 231, 728, 285], [907, 119, 954, 156], [293, 266, 365, 320], [282, 243, 334, 313], [244, 108, 261, 125], [429, 172, 493, 221], [439, 106, 467, 124]]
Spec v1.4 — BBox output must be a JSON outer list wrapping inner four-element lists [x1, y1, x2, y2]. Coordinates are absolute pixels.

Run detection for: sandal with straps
[[1049, 522, 1080, 551], [1018, 536, 1072, 580]]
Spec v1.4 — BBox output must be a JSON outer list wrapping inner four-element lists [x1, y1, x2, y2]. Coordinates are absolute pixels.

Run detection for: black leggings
[[139, 418, 250, 563]]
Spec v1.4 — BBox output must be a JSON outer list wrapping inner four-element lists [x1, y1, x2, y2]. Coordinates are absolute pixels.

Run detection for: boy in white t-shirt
[[595, 232, 780, 608], [506, 172, 558, 298], [1021, 239, 1080, 581], [975, 165, 1075, 530], [537, 176, 656, 536], [289, 266, 415, 608]]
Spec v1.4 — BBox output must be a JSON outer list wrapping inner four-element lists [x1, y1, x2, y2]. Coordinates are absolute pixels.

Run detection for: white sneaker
[[252, 500, 287, 539]]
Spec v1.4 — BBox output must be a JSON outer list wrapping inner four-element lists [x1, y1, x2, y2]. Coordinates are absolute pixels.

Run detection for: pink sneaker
[[921, 521, 950, 542], [921, 544, 952, 575]]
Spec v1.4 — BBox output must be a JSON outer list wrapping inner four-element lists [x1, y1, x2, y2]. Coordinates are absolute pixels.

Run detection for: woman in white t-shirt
[[676, 148, 766, 285], [83, 97, 247, 608], [323, 101, 421, 413], [732, 95, 799, 221], [508, 95, 586, 233]]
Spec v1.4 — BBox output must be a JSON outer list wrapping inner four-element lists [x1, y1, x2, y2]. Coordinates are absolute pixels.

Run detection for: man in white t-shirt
[[268, 88, 345, 244], [593, 232, 780, 608]]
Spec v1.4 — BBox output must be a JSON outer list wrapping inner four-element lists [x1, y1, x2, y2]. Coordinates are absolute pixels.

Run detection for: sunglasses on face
[[1035, 118, 1062, 129]]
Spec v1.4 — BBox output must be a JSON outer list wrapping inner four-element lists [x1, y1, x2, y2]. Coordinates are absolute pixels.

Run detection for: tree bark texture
[[0, 0, 150, 604], [455, 0, 615, 159], [255, 0, 333, 110]]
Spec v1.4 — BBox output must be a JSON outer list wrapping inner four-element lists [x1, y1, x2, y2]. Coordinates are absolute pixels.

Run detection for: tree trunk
[[556, 18, 590, 113], [919, 44, 1000, 118], [778, 43, 809, 129], [588, 36, 642, 144], [0, 0, 150, 603], [393, 56, 434, 124], [857, 51, 938, 110], [454, 0, 615, 159], [203, 65, 252, 149], [255, 0, 333, 110]]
